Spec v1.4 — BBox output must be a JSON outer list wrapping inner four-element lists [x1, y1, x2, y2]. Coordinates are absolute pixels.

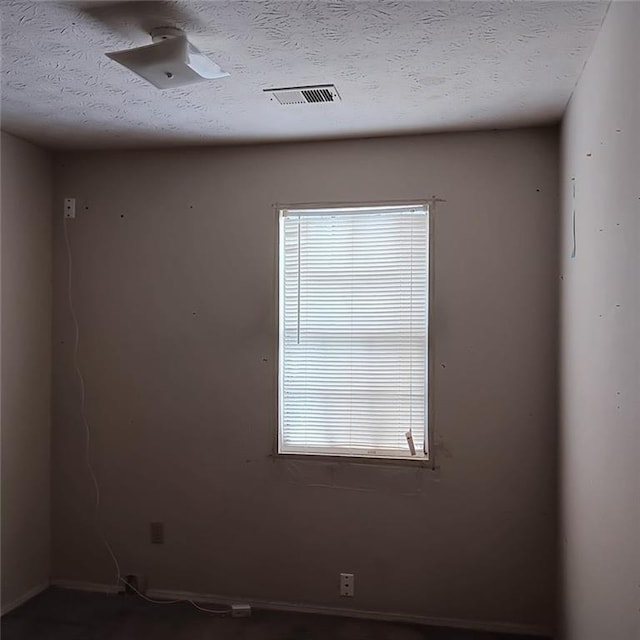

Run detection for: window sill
[[271, 451, 433, 469]]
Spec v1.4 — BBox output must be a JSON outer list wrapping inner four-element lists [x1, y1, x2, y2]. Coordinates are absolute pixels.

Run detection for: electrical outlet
[[150, 521, 164, 544], [339, 572, 354, 597], [123, 574, 147, 595], [64, 197, 76, 219], [232, 604, 252, 617]]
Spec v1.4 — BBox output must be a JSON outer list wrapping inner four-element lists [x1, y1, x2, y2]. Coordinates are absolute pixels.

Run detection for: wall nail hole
[[84, 206, 89, 210], [616, 304, 621, 308], [616, 129, 621, 133], [440, 363, 446, 368], [587, 153, 592, 157], [536, 188, 540, 192], [120, 214, 124, 218]]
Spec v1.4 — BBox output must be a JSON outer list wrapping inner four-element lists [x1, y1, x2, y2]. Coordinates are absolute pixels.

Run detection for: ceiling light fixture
[[106, 27, 229, 90]]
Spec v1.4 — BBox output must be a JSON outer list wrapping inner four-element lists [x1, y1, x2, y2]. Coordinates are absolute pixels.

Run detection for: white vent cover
[[265, 84, 341, 105]]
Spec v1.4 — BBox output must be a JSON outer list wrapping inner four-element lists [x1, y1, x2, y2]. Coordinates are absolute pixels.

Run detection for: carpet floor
[[1, 587, 550, 640]]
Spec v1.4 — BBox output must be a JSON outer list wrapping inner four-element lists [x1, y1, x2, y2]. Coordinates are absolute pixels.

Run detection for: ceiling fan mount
[[106, 26, 229, 90]]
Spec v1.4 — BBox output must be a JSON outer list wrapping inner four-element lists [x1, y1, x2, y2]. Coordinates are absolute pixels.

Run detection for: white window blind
[[278, 204, 429, 459]]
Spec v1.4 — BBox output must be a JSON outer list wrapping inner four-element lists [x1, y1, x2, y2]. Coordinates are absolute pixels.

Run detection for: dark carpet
[[1, 587, 550, 640]]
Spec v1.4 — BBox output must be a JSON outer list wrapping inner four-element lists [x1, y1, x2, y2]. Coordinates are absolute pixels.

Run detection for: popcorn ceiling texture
[[1, 0, 607, 149]]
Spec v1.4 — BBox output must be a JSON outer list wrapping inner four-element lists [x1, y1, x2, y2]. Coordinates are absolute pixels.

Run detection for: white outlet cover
[[340, 573, 354, 597], [64, 197, 76, 219]]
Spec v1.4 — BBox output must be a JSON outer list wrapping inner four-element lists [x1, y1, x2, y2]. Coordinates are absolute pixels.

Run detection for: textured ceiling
[[1, 0, 608, 149]]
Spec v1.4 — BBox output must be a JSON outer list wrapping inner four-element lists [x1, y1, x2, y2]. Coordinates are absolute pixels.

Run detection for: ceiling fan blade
[[74, 1, 200, 40]]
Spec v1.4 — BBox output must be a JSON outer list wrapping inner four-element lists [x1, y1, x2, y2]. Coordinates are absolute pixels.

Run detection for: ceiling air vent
[[265, 84, 341, 105]]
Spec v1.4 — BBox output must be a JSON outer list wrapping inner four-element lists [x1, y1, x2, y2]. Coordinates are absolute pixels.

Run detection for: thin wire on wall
[[63, 218, 229, 616]]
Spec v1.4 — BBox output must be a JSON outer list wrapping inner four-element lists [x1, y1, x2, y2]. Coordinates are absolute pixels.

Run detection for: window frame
[[273, 201, 435, 468]]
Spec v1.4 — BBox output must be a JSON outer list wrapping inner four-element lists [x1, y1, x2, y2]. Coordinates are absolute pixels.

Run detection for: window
[[278, 203, 429, 460]]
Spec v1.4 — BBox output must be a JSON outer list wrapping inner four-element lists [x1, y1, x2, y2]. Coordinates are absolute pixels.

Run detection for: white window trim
[[274, 201, 436, 467]]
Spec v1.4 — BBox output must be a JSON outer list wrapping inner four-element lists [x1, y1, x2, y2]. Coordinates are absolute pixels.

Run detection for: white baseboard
[[1, 581, 49, 616], [51, 579, 550, 637], [51, 579, 121, 595]]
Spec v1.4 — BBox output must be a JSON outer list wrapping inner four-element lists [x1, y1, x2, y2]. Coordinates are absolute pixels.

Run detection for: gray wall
[[1, 132, 52, 612], [559, 3, 640, 639], [52, 128, 559, 633]]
